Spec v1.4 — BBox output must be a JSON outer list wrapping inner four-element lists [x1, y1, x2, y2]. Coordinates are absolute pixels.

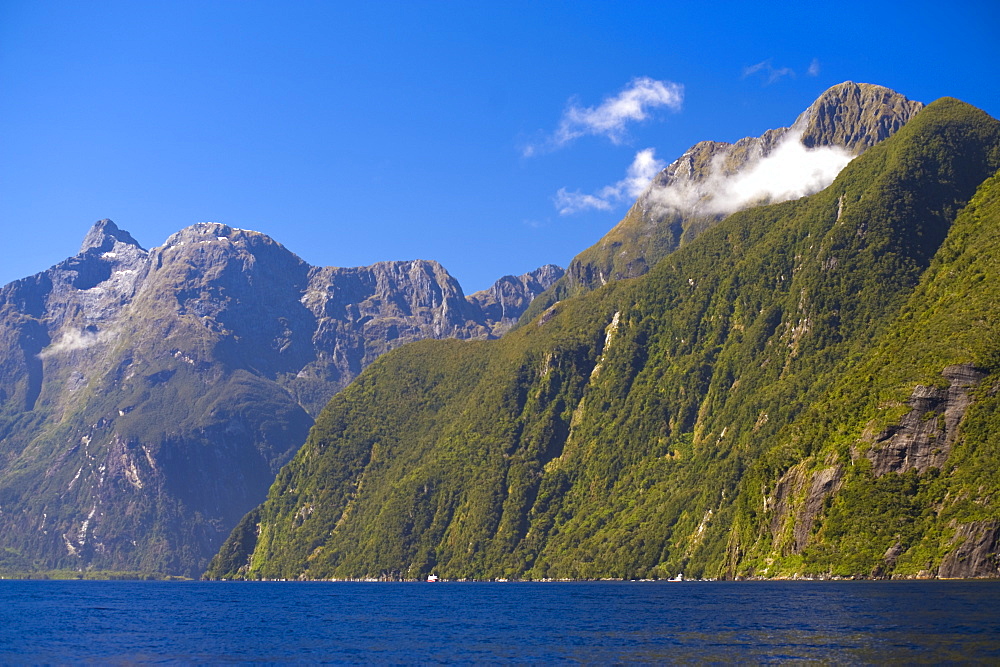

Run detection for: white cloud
[[743, 59, 796, 85], [527, 78, 683, 155], [646, 129, 854, 218], [618, 148, 667, 199], [38, 327, 114, 359], [808, 58, 820, 77], [555, 189, 614, 215], [556, 148, 666, 215]]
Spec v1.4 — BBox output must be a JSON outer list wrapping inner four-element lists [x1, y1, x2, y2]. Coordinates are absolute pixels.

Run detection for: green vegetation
[[207, 99, 1000, 581]]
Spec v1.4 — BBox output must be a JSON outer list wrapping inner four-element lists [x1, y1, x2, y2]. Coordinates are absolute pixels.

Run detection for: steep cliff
[[208, 98, 1000, 581], [0, 221, 560, 576]]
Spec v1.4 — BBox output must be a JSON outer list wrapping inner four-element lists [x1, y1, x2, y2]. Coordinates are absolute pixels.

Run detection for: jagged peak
[[161, 222, 262, 247], [527, 264, 565, 285], [79, 219, 144, 254], [792, 81, 924, 152], [469, 264, 566, 300], [803, 81, 916, 111], [365, 258, 448, 273]]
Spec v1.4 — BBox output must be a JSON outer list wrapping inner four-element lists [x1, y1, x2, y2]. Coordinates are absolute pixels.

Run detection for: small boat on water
[[668, 574, 683, 582], [426, 574, 439, 582]]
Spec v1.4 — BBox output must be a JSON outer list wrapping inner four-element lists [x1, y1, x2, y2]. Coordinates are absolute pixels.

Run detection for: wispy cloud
[[646, 129, 854, 217], [554, 190, 614, 214], [556, 148, 666, 215], [807, 58, 820, 77], [742, 59, 796, 85], [38, 327, 116, 359], [525, 78, 683, 156]]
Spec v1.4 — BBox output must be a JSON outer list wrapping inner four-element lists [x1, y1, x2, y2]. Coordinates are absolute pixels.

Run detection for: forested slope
[[208, 98, 1000, 581]]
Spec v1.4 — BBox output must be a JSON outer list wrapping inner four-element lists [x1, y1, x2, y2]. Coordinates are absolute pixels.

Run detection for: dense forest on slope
[[208, 98, 1000, 581], [729, 168, 1000, 579]]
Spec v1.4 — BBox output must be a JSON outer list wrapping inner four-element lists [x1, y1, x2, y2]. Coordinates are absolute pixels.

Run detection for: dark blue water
[[1, 580, 998, 663]]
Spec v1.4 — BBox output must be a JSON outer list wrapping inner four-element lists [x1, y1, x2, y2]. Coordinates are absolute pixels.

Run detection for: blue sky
[[2, 1, 997, 292]]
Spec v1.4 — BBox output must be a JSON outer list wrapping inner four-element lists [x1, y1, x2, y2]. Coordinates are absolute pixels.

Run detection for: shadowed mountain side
[[0, 221, 561, 576]]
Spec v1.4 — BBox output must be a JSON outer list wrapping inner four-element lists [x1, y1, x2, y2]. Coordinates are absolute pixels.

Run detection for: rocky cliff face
[[938, 521, 1000, 578], [868, 364, 986, 476], [767, 464, 845, 556], [523, 83, 925, 320], [467, 265, 564, 337], [796, 82, 925, 151], [0, 220, 561, 575]]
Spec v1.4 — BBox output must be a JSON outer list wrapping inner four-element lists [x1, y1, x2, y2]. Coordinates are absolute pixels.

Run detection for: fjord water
[[1, 581, 998, 663]]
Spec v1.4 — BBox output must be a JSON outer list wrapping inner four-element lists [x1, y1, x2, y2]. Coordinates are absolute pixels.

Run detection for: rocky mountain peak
[[161, 222, 270, 248], [519, 82, 930, 323], [0, 217, 563, 576], [648, 82, 923, 198], [526, 264, 565, 287], [467, 264, 566, 336], [79, 218, 145, 254], [793, 81, 924, 153]]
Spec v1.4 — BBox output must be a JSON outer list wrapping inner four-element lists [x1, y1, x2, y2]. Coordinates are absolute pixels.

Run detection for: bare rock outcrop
[[869, 364, 987, 476], [467, 264, 564, 337], [938, 521, 1000, 578], [767, 463, 844, 554]]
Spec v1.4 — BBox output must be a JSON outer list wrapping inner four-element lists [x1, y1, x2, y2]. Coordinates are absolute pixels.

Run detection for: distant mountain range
[[0, 221, 560, 576], [205, 86, 1000, 581]]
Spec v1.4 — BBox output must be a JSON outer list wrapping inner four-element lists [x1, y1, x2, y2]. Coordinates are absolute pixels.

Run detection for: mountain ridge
[[522, 82, 925, 323], [0, 220, 562, 576]]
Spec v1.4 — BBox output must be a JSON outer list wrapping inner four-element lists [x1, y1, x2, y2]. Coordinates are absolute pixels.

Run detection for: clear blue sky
[[2, 1, 997, 291]]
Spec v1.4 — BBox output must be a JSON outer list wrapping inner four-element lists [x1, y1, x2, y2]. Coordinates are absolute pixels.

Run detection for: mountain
[[207, 97, 1000, 581], [467, 265, 566, 338], [0, 222, 561, 576], [522, 82, 925, 323]]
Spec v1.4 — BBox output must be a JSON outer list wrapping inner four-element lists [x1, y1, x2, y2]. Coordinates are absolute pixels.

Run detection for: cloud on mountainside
[[555, 148, 666, 215], [524, 77, 683, 156], [558, 129, 855, 218], [646, 129, 854, 217], [38, 327, 116, 359]]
